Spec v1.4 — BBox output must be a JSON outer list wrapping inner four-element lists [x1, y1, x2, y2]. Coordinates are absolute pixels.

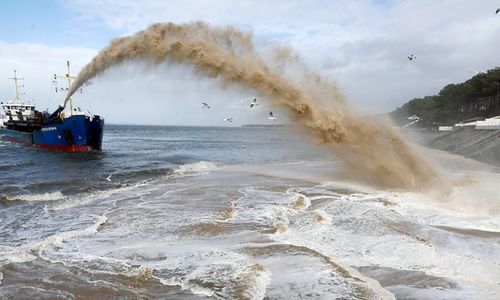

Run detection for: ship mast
[[9, 70, 24, 104], [54, 61, 77, 116]]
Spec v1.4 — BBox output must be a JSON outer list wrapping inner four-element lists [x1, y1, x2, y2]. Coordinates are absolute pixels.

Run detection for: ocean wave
[[35, 214, 108, 255], [1, 191, 65, 202], [126, 167, 174, 176], [21, 179, 80, 191], [0, 215, 108, 267], [174, 161, 218, 175], [0, 160, 34, 171], [0, 245, 37, 268], [229, 263, 271, 300], [45, 168, 172, 211], [49, 177, 155, 211], [155, 255, 271, 299], [286, 189, 311, 210]]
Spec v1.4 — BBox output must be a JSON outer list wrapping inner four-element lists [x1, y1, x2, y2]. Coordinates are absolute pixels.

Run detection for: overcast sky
[[1, 0, 499, 126]]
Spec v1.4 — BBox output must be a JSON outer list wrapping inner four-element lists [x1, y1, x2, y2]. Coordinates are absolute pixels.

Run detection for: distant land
[[241, 124, 292, 128], [390, 67, 500, 127]]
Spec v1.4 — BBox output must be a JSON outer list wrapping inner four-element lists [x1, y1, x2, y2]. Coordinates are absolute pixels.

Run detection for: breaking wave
[[1, 191, 65, 202], [173, 161, 218, 175]]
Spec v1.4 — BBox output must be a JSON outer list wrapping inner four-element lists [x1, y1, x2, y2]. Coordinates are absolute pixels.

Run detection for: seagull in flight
[[250, 98, 258, 108], [407, 54, 417, 61], [224, 117, 233, 122], [202, 102, 210, 108], [268, 112, 276, 121], [104, 173, 113, 182]]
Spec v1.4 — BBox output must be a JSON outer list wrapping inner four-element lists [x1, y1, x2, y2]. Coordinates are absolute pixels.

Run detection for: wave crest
[[174, 161, 218, 175], [2, 191, 65, 202]]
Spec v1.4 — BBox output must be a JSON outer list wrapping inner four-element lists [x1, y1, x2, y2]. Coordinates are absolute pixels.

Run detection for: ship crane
[[9, 70, 25, 104], [53, 61, 82, 116]]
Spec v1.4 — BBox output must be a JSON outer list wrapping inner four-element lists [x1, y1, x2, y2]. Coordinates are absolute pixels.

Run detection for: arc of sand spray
[[64, 21, 450, 192]]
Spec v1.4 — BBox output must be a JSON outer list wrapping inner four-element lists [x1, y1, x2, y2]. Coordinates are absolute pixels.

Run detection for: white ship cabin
[[1, 70, 37, 128], [0, 100, 37, 127]]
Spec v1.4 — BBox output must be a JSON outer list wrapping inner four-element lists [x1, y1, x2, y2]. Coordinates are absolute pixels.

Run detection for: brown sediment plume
[[66, 21, 450, 192]]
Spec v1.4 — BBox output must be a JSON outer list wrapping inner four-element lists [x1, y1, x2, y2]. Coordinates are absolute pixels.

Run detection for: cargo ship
[[0, 62, 104, 152]]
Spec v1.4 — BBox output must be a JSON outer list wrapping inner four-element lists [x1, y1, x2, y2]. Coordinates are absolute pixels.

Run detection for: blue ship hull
[[0, 128, 33, 145], [0, 115, 104, 152]]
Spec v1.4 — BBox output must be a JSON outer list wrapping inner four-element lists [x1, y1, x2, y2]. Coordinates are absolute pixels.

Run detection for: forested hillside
[[390, 67, 500, 127]]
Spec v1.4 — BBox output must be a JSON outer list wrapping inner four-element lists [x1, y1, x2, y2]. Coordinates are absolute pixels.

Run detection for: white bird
[[250, 98, 258, 108], [202, 102, 210, 108], [407, 54, 417, 61], [268, 112, 276, 121], [224, 117, 233, 122], [104, 173, 113, 182], [469, 70, 485, 75]]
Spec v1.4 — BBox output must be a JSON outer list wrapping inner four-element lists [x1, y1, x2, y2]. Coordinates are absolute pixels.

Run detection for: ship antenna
[[54, 61, 80, 116], [9, 70, 24, 104]]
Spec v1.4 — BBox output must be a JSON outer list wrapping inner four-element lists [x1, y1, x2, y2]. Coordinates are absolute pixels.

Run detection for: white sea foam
[[4, 153, 497, 298], [50, 180, 150, 211], [244, 266, 272, 300], [394, 172, 500, 218], [275, 190, 499, 299], [35, 214, 108, 255], [344, 266, 396, 300], [174, 161, 218, 175], [159, 278, 217, 297], [153, 246, 264, 298], [286, 188, 311, 210], [0, 246, 37, 265], [311, 209, 332, 224], [222, 172, 500, 299], [4, 191, 64, 202]]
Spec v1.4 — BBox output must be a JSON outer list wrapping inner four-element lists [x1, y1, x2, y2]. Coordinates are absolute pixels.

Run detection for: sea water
[[1, 125, 499, 299]]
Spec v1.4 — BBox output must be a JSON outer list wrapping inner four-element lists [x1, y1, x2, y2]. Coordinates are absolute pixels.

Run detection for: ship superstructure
[[0, 71, 43, 133]]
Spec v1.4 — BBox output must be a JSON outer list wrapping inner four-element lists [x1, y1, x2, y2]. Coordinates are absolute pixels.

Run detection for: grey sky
[[1, 0, 499, 125]]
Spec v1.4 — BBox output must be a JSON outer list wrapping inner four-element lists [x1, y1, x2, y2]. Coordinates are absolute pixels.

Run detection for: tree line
[[390, 67, 500, 127]]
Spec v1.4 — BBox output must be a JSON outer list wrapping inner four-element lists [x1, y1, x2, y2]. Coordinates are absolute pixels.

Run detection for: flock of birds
[[206, 8, 500, 123], [202, 98, 276, 123], [408, 53, 488, 76]]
